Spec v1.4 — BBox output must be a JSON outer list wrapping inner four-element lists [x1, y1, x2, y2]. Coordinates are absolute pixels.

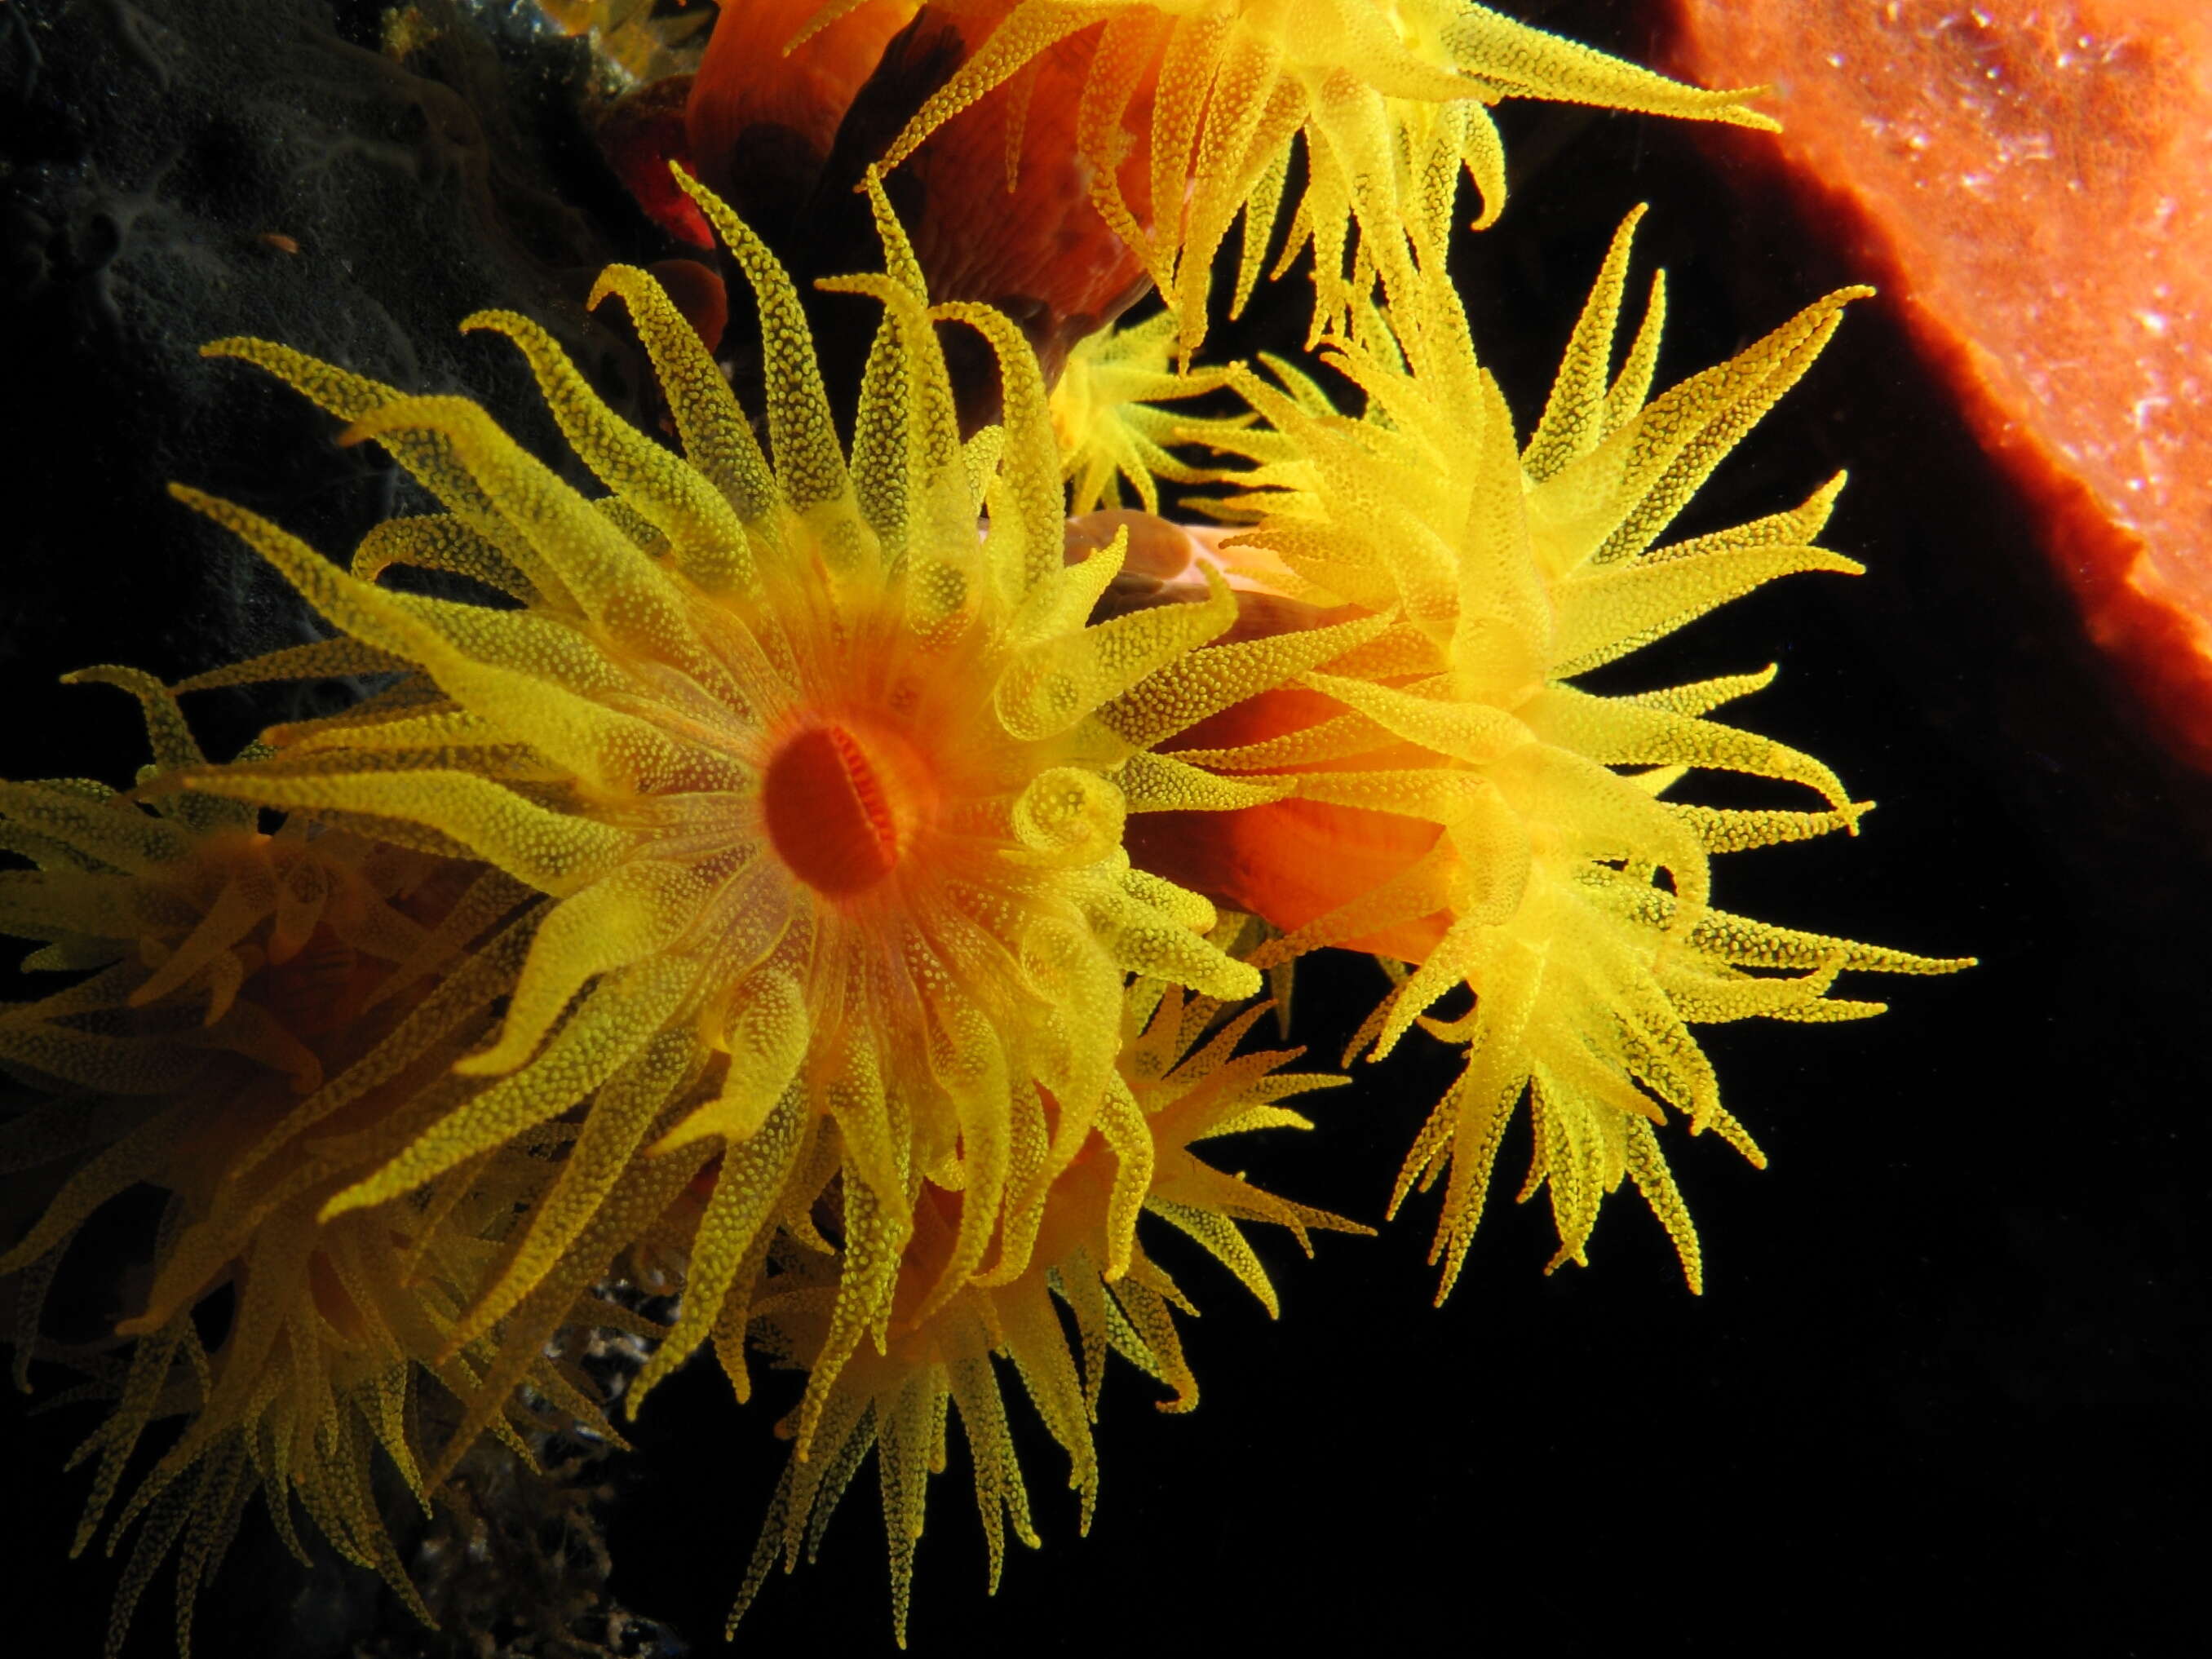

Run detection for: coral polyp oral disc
[[764, 721, 918, 896]]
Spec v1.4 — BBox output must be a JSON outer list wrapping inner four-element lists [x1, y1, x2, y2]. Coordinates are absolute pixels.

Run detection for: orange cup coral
[[851, 0, 1780, 354], [0, 8, 1984, 1648], [0, 673, 618, 1653], [1139, 212, 1974, 1294], [146, 166, 1382, 1537], [728, 959, 1360, 1642]]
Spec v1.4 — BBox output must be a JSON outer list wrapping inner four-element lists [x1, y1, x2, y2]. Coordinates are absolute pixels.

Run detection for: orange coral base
[[1129, 685, 1450, 965]]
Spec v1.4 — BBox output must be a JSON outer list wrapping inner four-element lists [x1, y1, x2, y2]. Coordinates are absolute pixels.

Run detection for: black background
[[2, 2, 2201, 1654]]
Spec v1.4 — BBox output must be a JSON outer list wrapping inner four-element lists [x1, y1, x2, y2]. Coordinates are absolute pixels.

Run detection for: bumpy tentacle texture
[[841, 0, 1776, 356], [1176, 212, 1971, 1298], [0, 676, 618, 1656], [160, 173, 1358, 1463], [726, 953, 1361, 1644]]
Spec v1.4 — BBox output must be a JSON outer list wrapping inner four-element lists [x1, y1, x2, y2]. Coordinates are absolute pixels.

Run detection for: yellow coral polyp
[[160, 171, 1351, 1453], [846, 0, 1776, 355], [1187, 211, 1973, 1295], [0, 675, 622, 1657], [1050, 308, 1256, 515], [731, 965, 1361, 1645]]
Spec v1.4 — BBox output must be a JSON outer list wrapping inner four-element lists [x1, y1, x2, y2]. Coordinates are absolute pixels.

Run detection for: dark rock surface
[[0, 0, 649, 778]]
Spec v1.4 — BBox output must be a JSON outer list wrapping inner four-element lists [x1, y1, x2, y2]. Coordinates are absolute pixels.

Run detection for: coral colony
[[0, 2, 1968, 1651]]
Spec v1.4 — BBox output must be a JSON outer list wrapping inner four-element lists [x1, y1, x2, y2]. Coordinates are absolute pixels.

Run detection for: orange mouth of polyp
[[763, 718, 932, 897]]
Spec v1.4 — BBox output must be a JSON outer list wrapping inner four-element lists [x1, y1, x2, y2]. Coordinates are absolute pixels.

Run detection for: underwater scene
[[0, 1, 2200, 1653]]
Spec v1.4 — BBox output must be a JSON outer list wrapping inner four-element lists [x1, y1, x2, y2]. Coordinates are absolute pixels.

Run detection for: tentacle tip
[[640, 1124, 706, 1158], [471, 310, 547, 359], [449, 1045, 522, 1078], [1430, 1262, 1467, 1307], [314, 1188, 369, 1224]]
